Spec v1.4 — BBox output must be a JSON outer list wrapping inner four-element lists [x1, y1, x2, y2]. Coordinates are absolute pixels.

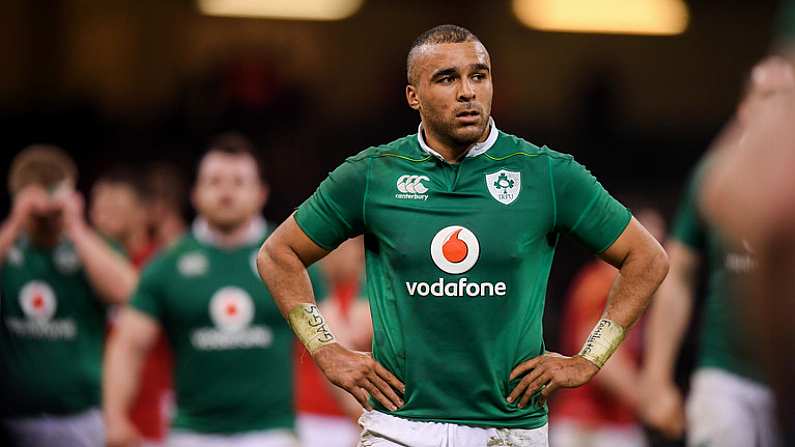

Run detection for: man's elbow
[[256, 239, 278, 281], [649, 244, 670, 287]]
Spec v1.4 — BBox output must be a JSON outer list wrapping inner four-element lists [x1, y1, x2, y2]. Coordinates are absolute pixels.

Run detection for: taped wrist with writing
[[288, 303, 336, 354], [578, 318, 626, 368]]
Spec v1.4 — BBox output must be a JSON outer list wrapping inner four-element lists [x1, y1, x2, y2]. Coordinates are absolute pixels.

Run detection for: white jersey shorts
[[2, 407, 104, 447], [686, 368, 780, 447], [357, 410, 548, 447]]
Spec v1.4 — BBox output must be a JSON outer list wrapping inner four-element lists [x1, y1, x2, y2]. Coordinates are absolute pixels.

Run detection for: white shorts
[[357, 410, 549, 447], [549, 419, 647, 447], [298, 413, 360, 447], [2, 407, 104, 447], [167, 428, 299, 447], [686, 368, 780, 447]]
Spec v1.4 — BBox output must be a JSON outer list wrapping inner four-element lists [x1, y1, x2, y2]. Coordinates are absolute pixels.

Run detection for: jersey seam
[[484, 152, 543, 161], [547, 157, 557, 229], [363, 157, 372, 228], [568, 190, 601, 235]]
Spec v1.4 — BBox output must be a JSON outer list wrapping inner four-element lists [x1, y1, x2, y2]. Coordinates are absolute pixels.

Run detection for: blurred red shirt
[[551, 260, 642, 427]]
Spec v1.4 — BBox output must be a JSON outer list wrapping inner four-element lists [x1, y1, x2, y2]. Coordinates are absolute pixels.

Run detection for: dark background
[[0, 1, 784, 422]]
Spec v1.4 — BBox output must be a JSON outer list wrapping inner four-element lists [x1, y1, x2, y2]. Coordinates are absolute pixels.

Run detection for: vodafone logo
[[19, 281, 57, 322], [209, 287, 254, 333], [430, 226, 480, 274]]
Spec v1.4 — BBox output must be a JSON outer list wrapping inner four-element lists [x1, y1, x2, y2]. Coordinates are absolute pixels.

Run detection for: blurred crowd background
[[0, 0, 784, 348], [1, 1, 792, 446]]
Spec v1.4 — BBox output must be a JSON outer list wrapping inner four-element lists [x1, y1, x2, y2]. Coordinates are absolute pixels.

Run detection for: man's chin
[[205, 216, 248, 233]]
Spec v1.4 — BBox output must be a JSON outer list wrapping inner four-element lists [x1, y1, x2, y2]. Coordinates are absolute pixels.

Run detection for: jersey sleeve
[[294, 157, 368, 251], [128, 258, 168, 321], [551, 155, 632, 253], [670, 168, 707, 251]]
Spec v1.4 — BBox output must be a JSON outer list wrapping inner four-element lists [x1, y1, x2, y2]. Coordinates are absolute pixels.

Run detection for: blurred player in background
[[698, 3, 795, 444], [144, 162, 189, 249], [296, 235, 372, 447], [104, 134, 326, 447], [91, 168, 159, 268], [0, 145, 138, 447], [551, 208, 666, 447], [258, 25, 668, 446], [641, 111, 781, 446], [90, 168, 173, 446]]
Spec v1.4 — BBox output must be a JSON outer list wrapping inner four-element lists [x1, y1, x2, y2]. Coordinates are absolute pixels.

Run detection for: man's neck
[[193, 216, 265, 249], [421, 122, 491, 164]]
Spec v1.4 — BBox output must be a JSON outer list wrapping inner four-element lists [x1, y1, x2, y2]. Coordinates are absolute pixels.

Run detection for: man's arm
[[639, 241, 699, 438], [0, 186, 51, 264], [103, 308, 160, 447], [58, 191, 138, 304], [508, 218, 669, 407], [258, 215, 404, 411]]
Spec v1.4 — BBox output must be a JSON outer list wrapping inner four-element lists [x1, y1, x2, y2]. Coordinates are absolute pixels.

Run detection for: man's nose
[[457, 79, 476, 102]]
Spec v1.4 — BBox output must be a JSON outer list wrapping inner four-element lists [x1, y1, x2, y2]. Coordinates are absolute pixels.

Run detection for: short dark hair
[[407, 24, 481, 84], [94, 167, 150, 202], [200, 131, 266, 183], [9, 145, 78, 196]]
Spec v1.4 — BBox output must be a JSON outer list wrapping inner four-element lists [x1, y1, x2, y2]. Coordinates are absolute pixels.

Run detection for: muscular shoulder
[[487, 131, 573, 166]]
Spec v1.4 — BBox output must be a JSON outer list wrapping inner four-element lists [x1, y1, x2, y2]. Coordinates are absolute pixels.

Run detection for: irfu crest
[[485, 170, 521, 205]]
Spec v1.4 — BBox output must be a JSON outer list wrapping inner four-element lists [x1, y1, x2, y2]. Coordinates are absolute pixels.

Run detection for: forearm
[[69, 224, 137, 304], [103, 333, 148, 423], [257, 240, 320, 317], [643, 276, 693, 381], [603, 247, 669, 329]]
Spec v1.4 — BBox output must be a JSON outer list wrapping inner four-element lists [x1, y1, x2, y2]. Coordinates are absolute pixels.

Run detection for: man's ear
[[406, 85, 421, 111]]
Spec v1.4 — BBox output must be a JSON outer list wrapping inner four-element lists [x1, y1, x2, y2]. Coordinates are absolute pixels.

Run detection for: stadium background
[[0, 0, 784, 438]]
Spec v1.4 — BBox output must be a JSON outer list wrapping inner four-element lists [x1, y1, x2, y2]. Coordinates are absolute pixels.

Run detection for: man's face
[[192, 152, 266, 232], [406, 41, 493, 146], [90, 181, 145, 241]]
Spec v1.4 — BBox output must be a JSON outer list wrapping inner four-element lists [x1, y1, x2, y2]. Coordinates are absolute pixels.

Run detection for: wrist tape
[[287, 303, 336, 354], [578, 318, 626, 368]]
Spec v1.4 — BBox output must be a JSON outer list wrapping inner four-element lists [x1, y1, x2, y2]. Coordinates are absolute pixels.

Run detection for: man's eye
[[472, 73, 485, 81], [439, 76, 453, 84]]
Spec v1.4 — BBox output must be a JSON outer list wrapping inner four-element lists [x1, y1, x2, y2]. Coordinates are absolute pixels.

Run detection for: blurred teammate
[[90, 168, 173, 446], [104, 135, 325, 447], [552, 208, 665, 447], [0, 145, 137, 447], [296, 236, 371, 447], [641, 107, 781, 446], [91, 168, 158, 267], [258, 25, 668, 446], [144, 162, 188, 248], [698, 57, 795, 446]]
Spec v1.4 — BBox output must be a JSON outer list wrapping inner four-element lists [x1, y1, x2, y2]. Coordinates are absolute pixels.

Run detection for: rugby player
[[0, 145, 137, 447], [104, 136, 325, 447], [258, 25, 669, 446]]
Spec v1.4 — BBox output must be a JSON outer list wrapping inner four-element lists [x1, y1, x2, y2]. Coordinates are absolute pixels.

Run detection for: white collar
[[192, 216, 267, 248], [417, 117, 498, 162]]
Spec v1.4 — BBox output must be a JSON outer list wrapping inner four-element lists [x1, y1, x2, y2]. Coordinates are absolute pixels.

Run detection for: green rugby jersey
[[129, 219, 326, 434], [671, 166, 763, 382], [294, 121, 631, 428], [0, 238, 106, 417]]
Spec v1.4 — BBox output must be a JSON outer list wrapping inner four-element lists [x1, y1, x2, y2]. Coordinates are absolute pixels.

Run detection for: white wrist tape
[[288, 303, 337, 354], [578, 318, 626, 368]]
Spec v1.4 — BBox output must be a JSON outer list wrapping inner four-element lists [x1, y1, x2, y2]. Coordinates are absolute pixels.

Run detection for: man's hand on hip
[[314, 343, 405, 412], [507, 351, 599, 408]]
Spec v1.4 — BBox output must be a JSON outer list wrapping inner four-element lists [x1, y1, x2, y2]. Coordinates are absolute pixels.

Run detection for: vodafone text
[[405, 277, 507, 297]]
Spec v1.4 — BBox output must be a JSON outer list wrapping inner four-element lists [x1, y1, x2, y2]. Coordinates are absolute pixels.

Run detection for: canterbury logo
[[396, 175, 429, 194]]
